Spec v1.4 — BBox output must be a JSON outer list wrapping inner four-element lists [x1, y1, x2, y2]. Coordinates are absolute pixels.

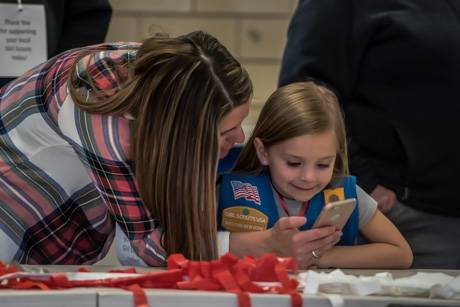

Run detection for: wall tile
[[105, 14, 139, 42], [110, 0, 191, 12], [244, 63, 281, 103], [140, 17, 237, 54], [240, 19, 289, 59], [196, 0, 292, 14]]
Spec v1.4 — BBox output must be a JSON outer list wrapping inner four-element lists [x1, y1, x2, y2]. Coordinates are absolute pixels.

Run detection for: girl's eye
[[317, 164, 331, 169], [286, 161, 301, 167]]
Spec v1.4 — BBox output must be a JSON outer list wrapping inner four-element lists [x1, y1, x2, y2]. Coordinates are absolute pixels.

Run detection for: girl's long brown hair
[[68, 31, 253, 260], [233, 81, 348, 177]]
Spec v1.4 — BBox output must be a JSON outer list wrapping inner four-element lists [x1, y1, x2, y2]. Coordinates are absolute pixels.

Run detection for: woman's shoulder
[[73, 42, 139, 92], [79, 42, 140, 64]]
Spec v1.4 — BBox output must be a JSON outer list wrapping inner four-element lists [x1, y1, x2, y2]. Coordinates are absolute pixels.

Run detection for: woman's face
[[218, 101, 250, 159]]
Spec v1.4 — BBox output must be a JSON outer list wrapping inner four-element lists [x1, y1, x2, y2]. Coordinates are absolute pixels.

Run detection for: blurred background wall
[[106, 0, 297, 135]]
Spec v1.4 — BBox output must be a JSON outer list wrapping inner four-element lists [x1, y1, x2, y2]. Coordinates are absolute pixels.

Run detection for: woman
[[0, 31, 339, 266]]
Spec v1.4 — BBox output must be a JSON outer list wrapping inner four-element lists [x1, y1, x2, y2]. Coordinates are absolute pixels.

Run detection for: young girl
[[218, 81, 413, 269]]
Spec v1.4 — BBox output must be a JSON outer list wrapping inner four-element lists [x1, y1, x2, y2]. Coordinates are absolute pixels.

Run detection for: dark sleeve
[[46, 0, 112, 57], [278, 0, 379, 193]]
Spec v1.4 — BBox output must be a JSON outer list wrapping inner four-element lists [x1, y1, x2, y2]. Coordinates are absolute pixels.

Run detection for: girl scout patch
[[230, 180, 261, 205], [222, 206, 268, 231], [323, 187, 345, 203]]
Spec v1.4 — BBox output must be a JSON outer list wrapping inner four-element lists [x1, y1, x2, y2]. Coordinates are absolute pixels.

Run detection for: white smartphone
[[312, 198, 357, 230]]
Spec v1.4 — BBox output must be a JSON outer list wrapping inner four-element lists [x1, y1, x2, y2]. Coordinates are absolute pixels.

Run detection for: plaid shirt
[[0, 43, 166, 265]]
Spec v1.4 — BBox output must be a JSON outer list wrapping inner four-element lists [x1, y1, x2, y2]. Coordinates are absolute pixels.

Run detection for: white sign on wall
[[0, 3, 47, 77]]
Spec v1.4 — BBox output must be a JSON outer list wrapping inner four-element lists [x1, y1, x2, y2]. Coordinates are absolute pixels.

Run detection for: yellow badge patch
[[222, 206, 269, 232], [323, 187, 345, 203]]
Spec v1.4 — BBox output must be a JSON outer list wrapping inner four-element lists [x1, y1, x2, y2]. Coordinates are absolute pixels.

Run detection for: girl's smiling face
[[255, 130, 337, 202]]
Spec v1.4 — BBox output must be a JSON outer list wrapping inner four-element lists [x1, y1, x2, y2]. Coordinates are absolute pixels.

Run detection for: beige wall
[[106, 0, 297, 133]]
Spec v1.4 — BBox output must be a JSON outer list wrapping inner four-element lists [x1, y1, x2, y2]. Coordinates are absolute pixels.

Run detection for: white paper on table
[[431, 275, 460, 300], [0, 271, 142, 283], [298, 269, 460, 300], [300, 269, 381, 296]]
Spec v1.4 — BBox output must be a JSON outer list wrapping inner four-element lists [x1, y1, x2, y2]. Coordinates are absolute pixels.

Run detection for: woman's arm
[[60, 83, 167, 266], [316, 210, 413, 268]]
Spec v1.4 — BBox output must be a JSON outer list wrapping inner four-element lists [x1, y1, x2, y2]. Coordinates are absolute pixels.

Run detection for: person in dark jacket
[[0, 0, 112, 88], [279, 0, 460, 268]]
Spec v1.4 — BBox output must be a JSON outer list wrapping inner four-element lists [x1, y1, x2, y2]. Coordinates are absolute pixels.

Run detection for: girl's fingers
[[293, 230, 341, 261], [293, 227, 340, 246], [277, 216, 307, 230]]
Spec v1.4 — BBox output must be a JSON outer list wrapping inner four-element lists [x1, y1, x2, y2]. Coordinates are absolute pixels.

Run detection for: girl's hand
[[269, 217, 342, 269], [295, 226, 342, 269], [268, 216, 306, 256]]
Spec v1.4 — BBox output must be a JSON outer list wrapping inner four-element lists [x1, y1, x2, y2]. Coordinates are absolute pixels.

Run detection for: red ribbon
[[0, 253, 302, 307]]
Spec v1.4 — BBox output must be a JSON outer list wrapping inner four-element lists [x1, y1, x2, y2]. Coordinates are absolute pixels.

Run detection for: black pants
[[386, 201, 460, 269]]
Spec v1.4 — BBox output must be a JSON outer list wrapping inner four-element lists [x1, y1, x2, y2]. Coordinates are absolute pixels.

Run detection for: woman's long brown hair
[[233, 81, 348, 177], [68, 31, 253, 260]]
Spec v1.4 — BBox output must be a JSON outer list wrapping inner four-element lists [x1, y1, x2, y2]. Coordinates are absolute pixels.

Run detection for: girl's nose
[[300, 167, 316, 181]]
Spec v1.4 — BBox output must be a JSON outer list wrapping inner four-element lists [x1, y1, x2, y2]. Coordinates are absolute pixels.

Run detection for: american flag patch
[[230, 180, 261, 205]]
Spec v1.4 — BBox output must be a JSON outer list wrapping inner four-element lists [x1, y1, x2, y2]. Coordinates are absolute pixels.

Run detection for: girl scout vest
[[218, 172, 359, 245]]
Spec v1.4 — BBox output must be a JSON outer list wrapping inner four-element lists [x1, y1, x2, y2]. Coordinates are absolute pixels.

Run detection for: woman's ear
[[254, 137, 269, 166]]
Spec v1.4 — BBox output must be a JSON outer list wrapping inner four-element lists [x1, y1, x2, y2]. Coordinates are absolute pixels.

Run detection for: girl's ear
[[254, 137, 269, 166]]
